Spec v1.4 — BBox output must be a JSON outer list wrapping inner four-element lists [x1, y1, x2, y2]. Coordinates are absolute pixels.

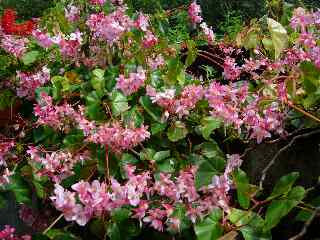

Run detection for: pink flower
[[142, 31, 158, 48], [116, 67, 146, 95], [147, 54, 165, 70], [147, 84, 204, 118], [16, 66, 50, 99], [188, 2, 203, 25], [65, 5, 80, 22], [86, 8, 132, 44], [27, 147, 90, 183], [0, 225, 31, 240], [290, 7, 314, 32], [0, 168, 13, 186], [89, 123, 150, 153], [32, 29, 54, 48], [144, 208, 166, 232], [132, 201, 149, 220], [0, 35, 28, 58], [89, 0, 106, 5], [0, 140, 15, 166], [223, 56, 241, 81], [200, 22, 215, 44], [135, 13, 149, 31]]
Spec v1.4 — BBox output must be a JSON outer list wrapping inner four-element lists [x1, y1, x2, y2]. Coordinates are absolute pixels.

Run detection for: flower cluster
[[86, 7, 132, 44], [223, 56, 242, 81], [0, 34, 28, 58], [16, 66, 50, 99], [146, 84, 204, 118], [32, 29, 54, 48], [188, 2, 215, 44], [65, 5, 81, 22], [188, 2, 203, 25], [27, 146, 90, 183], [0, 140, 15, 166], [53, 30, 83, 59], [200, 22, 215, 44], [34, 92, 94, 134], [51, 155, 242, 229], [206, 82, 284, 143], [89, 123, 150, 153], [34, 93, 150, 153], [116, 67, 146, 95], [147, 54, 165, 70], [0, 140, 15, 186], [0, 226, 31, 240]]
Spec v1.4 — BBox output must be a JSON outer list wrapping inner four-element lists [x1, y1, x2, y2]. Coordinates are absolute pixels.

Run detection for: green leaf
[[268, 172, 299, 200], [107, 223, 121, 240], [264, 186, 306, 231], [7, 175, 31, 205], [194, 209, 224, 240], [185, 40, 197, 67], [33, 180, 46, 199], [111, 208, 131, 222], [157, 158, 175, 173], [199, 117, 222, 140], [267, 18, 288, 59], [153, 150, 171, 162], [194, 142, 226, 189], [300, 61, 320, 94], [63, 130, 84, 149], [151, 122, 167, 135], [167, 121, 188, 142], [228, 208, 270, 240], [91, 69, 105, 91], [295, 196, 320, 222], [111, 91, 129, 116], [46, 229, 78, 240], [243, 30, 259, 50], [164, 58, 183, 84], [21, 50, 39, 65], [234, 169, 250, 209], [139, 96, 162, 122], [123, 106, 144, 128]]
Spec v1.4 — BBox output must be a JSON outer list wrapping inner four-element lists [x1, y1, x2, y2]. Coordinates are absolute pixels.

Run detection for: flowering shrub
[[0, 1, 320, 239]]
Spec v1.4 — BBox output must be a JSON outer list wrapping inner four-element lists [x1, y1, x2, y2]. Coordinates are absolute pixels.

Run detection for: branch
[[259, 129, 320, 190], [288, 207, 320, 240], [287, 101, 320, 124]]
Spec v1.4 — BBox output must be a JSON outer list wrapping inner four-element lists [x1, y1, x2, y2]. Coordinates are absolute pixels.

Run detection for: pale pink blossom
[[188, 2, 203, 25], [116, 67, 146, 95]]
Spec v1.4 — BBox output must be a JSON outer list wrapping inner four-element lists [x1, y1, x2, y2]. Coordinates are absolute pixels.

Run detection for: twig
[[288, 207, 320, 240], [259, 129, 320, 190], [287, 101, 320, 124], [43, 214, 63, 234]]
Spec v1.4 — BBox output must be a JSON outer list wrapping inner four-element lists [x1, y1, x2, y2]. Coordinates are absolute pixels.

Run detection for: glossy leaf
[[21, 50, 39, 65], [199, 117, 222, 140], [167, 121, 188, 142], [234, 169, 250, 209], [268, 172, 299, 200], [267, 18, 288, 59], [264, 186, 306, 231], [111, 91, 129, 116], [194, 209, 224, 240]]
